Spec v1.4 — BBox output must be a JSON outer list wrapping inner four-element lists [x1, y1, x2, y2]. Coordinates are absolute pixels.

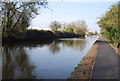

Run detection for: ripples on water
[[2, 35, 98, 79]]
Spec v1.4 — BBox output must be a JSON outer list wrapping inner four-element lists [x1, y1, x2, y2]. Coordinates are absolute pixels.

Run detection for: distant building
[[86, 30, 98, 35]]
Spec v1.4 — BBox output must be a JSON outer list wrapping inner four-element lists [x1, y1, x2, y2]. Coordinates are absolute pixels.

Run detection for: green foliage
[[101, 25, 119, 45], [65, 27, 74, 33], [1, 1, 47, 38], [74, 27, 87, 35], [98, 3, 120, 46], [49, 21, 62, 32]]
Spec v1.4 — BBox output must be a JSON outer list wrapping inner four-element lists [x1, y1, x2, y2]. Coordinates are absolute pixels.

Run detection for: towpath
[[91, 36, 119, 80]]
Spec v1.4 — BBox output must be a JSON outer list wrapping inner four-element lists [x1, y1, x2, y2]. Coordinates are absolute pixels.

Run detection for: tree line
[[97, 2, 120, 47], [49, 20, 88, 35]]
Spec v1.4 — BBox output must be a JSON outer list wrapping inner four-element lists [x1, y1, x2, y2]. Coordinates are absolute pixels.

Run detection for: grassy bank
[[2, 29, 85, 42], [68, 38, 99, 80]]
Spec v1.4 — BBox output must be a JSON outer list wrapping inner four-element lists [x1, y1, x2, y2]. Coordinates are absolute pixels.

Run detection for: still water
[[2, 35, 98, 79]]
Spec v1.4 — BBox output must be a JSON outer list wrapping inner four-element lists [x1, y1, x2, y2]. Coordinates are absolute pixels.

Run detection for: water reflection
[[49, 41, 60, 54], [60, 39, 86, 51], [48, 38, 86, 54], [2, 36, 98, 79], [2, 45, 36, 79]]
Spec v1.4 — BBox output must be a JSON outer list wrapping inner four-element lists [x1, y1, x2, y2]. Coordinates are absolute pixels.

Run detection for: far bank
[[2, 30, 85, 43]]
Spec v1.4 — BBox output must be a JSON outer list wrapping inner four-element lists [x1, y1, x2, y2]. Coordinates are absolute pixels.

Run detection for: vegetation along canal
[[2, 35, 98, 79]]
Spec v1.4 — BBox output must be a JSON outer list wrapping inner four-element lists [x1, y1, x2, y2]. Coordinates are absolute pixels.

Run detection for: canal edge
[[68, 36, 99, 80]]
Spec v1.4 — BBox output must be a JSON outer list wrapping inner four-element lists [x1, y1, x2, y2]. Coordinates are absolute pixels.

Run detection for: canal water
[[2, 35, 98, 79]]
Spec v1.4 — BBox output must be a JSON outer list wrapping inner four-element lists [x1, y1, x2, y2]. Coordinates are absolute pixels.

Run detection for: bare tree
[[65, 20, 88, 35], [49, 21, 62, 32]]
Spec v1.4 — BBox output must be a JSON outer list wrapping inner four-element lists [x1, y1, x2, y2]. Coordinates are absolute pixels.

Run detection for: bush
[[98, 3, 119, 47]]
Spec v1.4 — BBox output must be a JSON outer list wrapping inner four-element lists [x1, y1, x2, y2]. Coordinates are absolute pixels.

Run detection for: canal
[[2, 35, 98, 79]]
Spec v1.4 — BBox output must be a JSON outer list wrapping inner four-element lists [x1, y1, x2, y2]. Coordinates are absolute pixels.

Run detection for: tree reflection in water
[[48, 38, 86, 54], [2, 45, 36, 79], [2, 37, 94, 79], [48, 41, 60, 54], [60, 40, 86, 51]]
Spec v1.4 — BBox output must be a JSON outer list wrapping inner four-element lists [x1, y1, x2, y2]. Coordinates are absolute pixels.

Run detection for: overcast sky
[[30, 1, 117, 32]]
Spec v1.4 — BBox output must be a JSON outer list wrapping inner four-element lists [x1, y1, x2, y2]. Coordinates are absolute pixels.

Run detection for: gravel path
[[91, 36, 119, 80]]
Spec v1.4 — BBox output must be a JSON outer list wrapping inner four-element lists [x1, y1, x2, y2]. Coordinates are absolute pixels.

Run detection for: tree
[[49, 21, 62, 32], [65, 27, 74, 33], [0, 0, 47, 38], [65, 23, 75, 33], [97, 3, 119, 46], [65, 20, 88, 35]]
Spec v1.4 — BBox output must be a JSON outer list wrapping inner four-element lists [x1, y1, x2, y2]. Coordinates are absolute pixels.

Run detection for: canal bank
[[68, 36, 99, 80], [68, 36, 119, 80], [2, 30, 84, 43]]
